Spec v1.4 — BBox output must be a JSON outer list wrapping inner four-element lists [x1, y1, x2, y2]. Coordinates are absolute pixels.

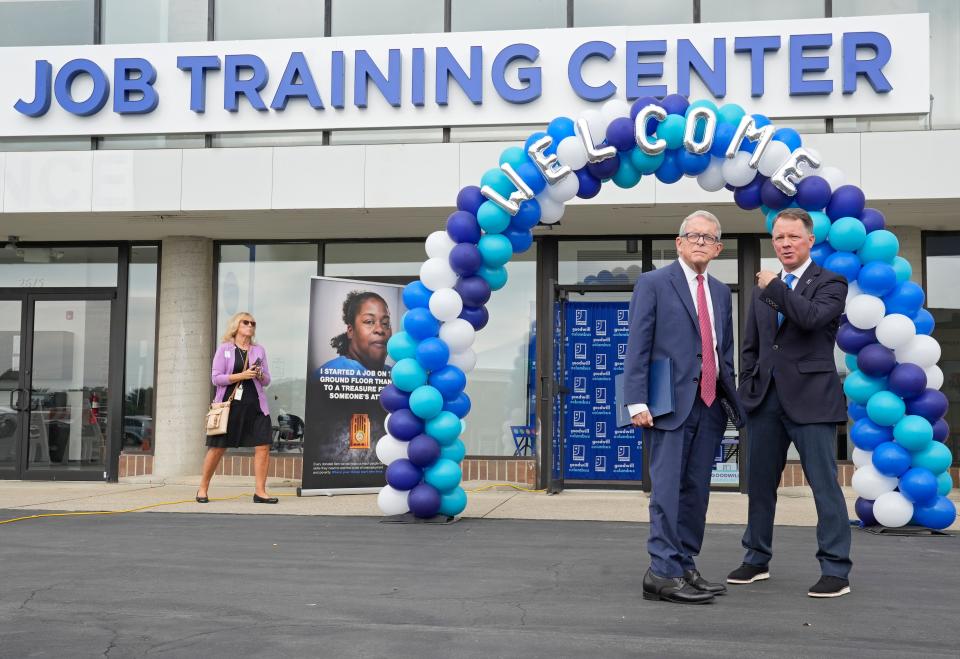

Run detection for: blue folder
[[615, 357, 675, 427]]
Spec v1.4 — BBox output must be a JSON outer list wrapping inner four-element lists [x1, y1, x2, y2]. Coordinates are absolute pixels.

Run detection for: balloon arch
[[373, 94, 957, 531]]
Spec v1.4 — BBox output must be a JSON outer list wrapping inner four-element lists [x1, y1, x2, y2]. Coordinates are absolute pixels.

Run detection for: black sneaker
[[807, 576, 850, 598], [727, 563, 770, 584]]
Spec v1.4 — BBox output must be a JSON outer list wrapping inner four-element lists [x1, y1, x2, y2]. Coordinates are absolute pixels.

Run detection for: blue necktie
[[777, 273, 798, 327]]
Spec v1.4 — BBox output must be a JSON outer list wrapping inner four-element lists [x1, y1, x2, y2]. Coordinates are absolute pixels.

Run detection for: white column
[[152, 237, 213, 478]]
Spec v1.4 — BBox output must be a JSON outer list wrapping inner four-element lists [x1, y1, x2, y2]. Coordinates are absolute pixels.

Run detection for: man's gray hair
[[678, 210, 722, 239]]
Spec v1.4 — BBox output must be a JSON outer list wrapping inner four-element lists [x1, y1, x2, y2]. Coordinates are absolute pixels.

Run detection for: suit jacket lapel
[[793, 262, 821, 298], [668, 261, 699, 330], [708, 275, 725, 349]]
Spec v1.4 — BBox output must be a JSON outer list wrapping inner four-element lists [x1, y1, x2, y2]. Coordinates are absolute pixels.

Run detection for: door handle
[[9, 387, 26, 412]]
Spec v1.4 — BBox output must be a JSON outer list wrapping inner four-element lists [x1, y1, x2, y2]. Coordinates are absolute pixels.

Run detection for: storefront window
[[102, 0, 207, 44], [331, 0, 443, 36], [123, 246, 159, 454], [452, 0, 566, 31], [0, 0, 93, 46], [215, 0, 324, 39], [216, 243, 319, 452], [924, 232, 959, 465], [700, 2, 824, 22], [325, 241, 537, 457], [573, 0, 692, 26], [99, 134, 206, 150], [559, 240, 643, 285], [0, 245, 118, 288], [655, 237, 739, 284]]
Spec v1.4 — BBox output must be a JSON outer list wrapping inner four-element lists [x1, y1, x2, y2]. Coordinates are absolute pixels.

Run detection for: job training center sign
[[0, 14, 928, 138]]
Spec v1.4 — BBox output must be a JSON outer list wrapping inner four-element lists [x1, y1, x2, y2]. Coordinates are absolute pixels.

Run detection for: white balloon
[[601, 98, 632, 125], [545, 172, 579, 202], [428, 288, 463, 322], [721, 151, 758, 187], [845, 294, 886, 330], [845, 281, 862, 302], [852, 447, 873, 468], [757, 140, 791, 177], [875, 313, 916, 350], [579, 109, 608, 146], [377, 485, 410, 516], [420, 257, 458, 291], [538, 195, 565, 224], [425, 230, 455, 259], [895, 334, 942, 369], [556, 135, 589, 170], [448, 348, 477, 373], [697, 157, 727, 192], [873, 491, 915, 528], [439, 318, 476, 353], [819, 165, 846, 190], [375, 433, 409, 465], [924, 365, 944, 390], [851, 464, 898, 500]]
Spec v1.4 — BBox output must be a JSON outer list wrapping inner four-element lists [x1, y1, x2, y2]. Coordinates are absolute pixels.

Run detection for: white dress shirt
[[784, 257, 813, 285], [628, 258, 720, 418]]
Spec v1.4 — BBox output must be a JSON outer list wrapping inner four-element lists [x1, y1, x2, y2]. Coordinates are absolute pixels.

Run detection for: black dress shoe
[[253, 494, 279, 504], [196, 492, 209, 504], [685, 569, 727, 595], [642, 568, 714, 604]]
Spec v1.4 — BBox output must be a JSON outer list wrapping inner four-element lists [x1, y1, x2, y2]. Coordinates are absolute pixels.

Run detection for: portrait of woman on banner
[[315, 290, 393, 376]]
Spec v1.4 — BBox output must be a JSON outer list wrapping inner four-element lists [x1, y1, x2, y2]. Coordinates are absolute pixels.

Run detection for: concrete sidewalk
[[1, 477, 957, 530]]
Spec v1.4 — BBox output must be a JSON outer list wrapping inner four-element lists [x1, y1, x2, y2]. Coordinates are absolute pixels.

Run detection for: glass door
[[0, 299, 26, 477]]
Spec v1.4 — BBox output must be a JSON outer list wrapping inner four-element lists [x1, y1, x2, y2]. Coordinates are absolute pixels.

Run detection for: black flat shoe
[[196, 492, 209, 504], [253, 494, 279, 504]]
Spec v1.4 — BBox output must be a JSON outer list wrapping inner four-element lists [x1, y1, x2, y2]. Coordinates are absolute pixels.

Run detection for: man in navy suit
[[624, 211, 744, 605], [727, 208, 852, 598]]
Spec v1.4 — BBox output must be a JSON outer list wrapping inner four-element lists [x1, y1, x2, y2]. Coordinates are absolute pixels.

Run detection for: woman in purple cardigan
[[197, 311, 277, 504]]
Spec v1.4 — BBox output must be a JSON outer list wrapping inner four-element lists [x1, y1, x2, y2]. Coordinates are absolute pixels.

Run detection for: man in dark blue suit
[[727, 208, 852, 598], [624, 211, 744, 605]]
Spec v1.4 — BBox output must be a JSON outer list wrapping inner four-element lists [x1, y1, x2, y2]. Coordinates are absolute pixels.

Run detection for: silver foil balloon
[[635, 104, 667, 155], [771, 147, 822, 195], [725, 115, 775, 168], [480, 162, 535, 216], [528, 135, 573, 185], [575, 117, 617, 163], [682, 106, 717, 155]]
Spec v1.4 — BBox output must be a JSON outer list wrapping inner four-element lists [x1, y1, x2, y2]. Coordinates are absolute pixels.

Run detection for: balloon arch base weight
[[379, 512, 460, 525], [858, 524, 953, 538]]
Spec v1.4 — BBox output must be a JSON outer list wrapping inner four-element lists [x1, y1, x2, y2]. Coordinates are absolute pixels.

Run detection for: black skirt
[[206, 385, 273, 449]]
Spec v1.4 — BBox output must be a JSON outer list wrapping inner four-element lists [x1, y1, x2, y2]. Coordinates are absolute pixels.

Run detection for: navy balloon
[[448, 242, 483, 276], [446, 209, 482, 244], [912, 308, 935, 335], [380, 384, 411, 413], [415, 337, 450, 371], [899, 467, 938, 505], [810, 242, 835, 266], [575, 167, 602, 198], [402, 281, 432, 309], [408, 482, 442, 518], [456, 186, 485, 216], [660, 94, 689, 116], [454, 275, 491, 307], [856, 343, 896, 377], [429, 365, 467, 401], [630, 96, 663, 135], [836, 323, 876, 354], [933, 418, 949, 443], [733, 176, 765, 210], [443, 392, 472, 418], [512, 198, 541, 231], [872, 441, 912, 477], [654, 149, 684, 184], [887, 363, 927, 400], [883, 281, 925, 316], [906, 389, 949, 423], [795, 176, 832, 211], [848, 402, 868, 421], [772, 127, 801, 151], [678, 149, 711, 176], [826, 185, 866, 220], [386, 458, 423, 491], [760, 179, 792, 210], [857, 262, 897, 297], [855, 497, 877, 526], [459, 304, 489, 330], [387, 408, 425, 441], [587, 152, 620, 180], [860, 207, 886, 233], [606, 117, 636, 151], [407, 434, 441, 468], [851, 417, 893, 450], [823, 251, 861, 282]]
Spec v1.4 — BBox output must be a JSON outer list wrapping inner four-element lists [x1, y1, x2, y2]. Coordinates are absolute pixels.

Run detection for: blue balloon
[[851, 417, 893, 450], [478, 265, 508, 291], [439, 438, 466, 462], [454, 276, 491, 308], [425, 411, 462, 445], [415, 337, 450, 372], [848, 402, 868, 421], [899, 467, 939, 505], [477, 200, 511, 234], [738, 114, 772, 153], [387, 331, 419, 361], [710, 122, 736, 158], [836, 322, 875, 354], [906, 389, 949, 424], [858, 230, 899, 264], [408, 482, 442, 518], [912, 308, 935, 335], [891, 256, 912, 284], [843, 370, 887, 404], [827, 217, 867, 252], [871, 441, 912, 477], [429, 365, 467, 400], [860, 207, 886, 233], [857, 262, 897, 297], [678, 149, 711, 177], [911, 442, 952, 474], [826, 184, 866, 221], [385, 459, 423, 491], [605, 116, 636, 152], [630, 146, 665, 174], [547, 116, 576, 141], [498, 145, 528, 170], [387, 408, 425, 441], [456, 185, 485, 216], [446, 209, 482, 244], [407, 433, 441, 468], [392, 358, 428, 392], [882, 281, 925, 316], [575, 167, 602, 198], [443, 392, 472, 418], [866, 390, 906, 427], [810, 242, 835, 266], [772, 127, 801, 151], [659, 93, 689, 116], [855, 497, 878, 526], [823, 251, 862, 282], [912, 496, 957, 530], [403, 307, 440, 341], [503, 226, 533, 253], [424, 458, 462, 493], [760, 179, 792, 211], [587, 152, 620, 180], [448, 242, 483, 276], [654, 149, 683, 184], [402, 281, 432, 309], [515, 161, 547, 195], [795, 175, 832, 211], [459, 304, 489, 330], [893, 415, 934, 452], [379, 384, 410, 413], [438, 486, 468, 517], [512, 198, 541, 230], [857, 343, 896, 377], [887, 363, 927, 400], [765, 209, 778, 234], [524, 131, 550, 154]]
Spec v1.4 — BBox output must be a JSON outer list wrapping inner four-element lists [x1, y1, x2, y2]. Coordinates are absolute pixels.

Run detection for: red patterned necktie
[[696, 275, 716, 406]]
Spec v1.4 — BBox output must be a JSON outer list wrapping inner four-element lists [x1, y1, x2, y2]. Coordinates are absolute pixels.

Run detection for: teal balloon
[[657, 114, 686, 149], [409, 385, 444, 420], [891, 256, 912, 284], [866, 390, 906, 427], [844, 354, 859, 372], [686, 99, 718, 116], [612, 157, 642, 188], [843, 371, 887, 405], [478, 234, 513, 268], [810, 211, 831, 244], [630, 147, 665, 174], [425, 411, 461, 446], [858, 229, 899, 264], [481, 167, 514, 197], [424, 458, 462, 493], [827, 217, 867, 252], [893, 415, 934, 452], [387, 332, 418, 361], [498, 146, 528, 169], [439, 438, 466, 462], [478, 264, 508, 291], [936, 471, 953, 496], [911, 441, 953, 474], [477, 200, 511, 234], [438, 486, 468, 517], [392, 358, 428, 392], [717, 103, 745, 126]]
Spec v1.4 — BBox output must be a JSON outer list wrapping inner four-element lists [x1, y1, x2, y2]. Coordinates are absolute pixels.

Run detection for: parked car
[[124, 415, 153, 450]]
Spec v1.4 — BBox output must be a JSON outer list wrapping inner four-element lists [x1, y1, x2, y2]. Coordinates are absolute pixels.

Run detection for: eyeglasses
[[681, 232, 720, 246], [241, 319, 257, 328]]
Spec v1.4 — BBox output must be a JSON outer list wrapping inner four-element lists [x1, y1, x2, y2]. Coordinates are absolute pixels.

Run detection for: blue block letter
[[54, 58, 110, 117], [790, 33, 833, 96], [270, 51, 324, 110], [492, 44, 541, 104], [625, 41, 667, 99], [354, 49, 402, 108], [14, 60, 53, 117], [436, 46, 483, 105], [567, 41, 616, 101], [734, 35, 781, 97], [114, 58, 159, 114], [842, 32, 892, 94], [225, 54, 269, 112], [177, 55, 221, 113]]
